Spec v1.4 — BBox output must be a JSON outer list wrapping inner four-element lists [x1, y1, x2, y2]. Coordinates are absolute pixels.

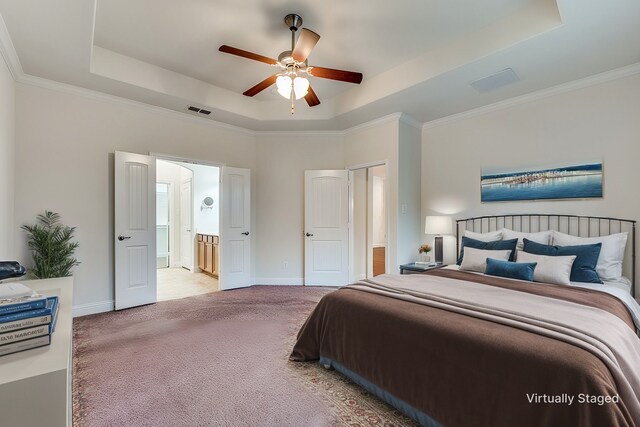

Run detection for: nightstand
[[400, 263, 447, 275]]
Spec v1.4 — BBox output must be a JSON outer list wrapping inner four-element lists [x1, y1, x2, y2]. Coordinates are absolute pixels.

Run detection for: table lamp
[[425, 216, 452, 264]]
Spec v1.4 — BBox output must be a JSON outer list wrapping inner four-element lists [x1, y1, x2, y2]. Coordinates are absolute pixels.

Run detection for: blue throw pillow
[[485, 258, 537, 281], [522, 238, 602, 283], [457, 236, 518, 265]]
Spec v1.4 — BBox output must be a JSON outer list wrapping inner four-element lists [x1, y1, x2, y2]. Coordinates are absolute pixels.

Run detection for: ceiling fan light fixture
[[275, 74, 309, 100], [293, 76, 309, 99], [276, 75, 292, 98]]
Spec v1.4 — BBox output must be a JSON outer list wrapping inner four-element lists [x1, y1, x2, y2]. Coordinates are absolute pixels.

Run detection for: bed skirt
[[319, 356, 442, 427]]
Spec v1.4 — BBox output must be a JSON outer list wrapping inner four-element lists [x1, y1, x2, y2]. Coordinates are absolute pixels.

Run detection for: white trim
[[253, 278, 304, 286], [73, 300, 114, 317], [423, 62, 640, 130], [256, 130, 344, 138], [0, 13, 23, 79], [343, 112, 402, 134], [398, 113, 423, 129], [151, 152, 225, 168]]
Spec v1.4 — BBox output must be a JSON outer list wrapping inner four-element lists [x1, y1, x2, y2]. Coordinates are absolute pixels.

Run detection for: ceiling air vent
[[470, 68, 520, 93], [185, 106, 213, 117]]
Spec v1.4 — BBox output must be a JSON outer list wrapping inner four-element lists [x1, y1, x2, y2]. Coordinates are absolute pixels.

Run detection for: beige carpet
[[73, 286, 418, 426], [157, 267, 218, 301]]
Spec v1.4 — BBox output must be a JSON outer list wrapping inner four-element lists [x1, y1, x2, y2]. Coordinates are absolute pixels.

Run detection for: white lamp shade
[[293, 77, 309, 100], [276, 75, 292, 99], [425, 215, 452, 235]]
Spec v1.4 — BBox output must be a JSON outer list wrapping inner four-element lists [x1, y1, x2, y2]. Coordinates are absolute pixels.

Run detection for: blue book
[[0, 296, 58, 333], [50, 296, 60, 333], [0, 295, 47, 316]]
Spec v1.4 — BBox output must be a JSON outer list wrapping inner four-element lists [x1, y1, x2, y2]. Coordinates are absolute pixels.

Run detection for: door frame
[[155, 180, 174, 268], [151, 153, 225, 284], [347, 161, 390, 283], [179, 177, 194, 270]]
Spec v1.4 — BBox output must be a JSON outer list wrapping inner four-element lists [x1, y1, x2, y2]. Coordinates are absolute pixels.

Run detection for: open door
[[180, 179, 193, 270], [220, 167, 251, 290], [115, 151, 157, 310], [304, 170, 349, 286]]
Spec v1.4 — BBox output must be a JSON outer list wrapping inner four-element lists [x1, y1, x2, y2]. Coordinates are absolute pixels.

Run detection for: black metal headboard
[[455, 214, 636, 295]]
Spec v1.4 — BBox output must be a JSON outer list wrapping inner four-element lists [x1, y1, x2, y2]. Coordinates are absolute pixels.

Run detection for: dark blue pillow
[[485, 258, 537, 281], [522, 238, 602, 283], [457, 236, 518, 265]]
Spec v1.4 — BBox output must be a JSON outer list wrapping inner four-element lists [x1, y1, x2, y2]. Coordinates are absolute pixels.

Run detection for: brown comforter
[[290, 269, 640, 427]]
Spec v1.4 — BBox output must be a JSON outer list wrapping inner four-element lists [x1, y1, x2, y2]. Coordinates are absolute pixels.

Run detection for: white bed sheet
[[442, 265, 640, 330]]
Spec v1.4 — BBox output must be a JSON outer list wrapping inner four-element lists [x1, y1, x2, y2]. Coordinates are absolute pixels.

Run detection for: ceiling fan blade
[[309, 66, 363, 84], [243, 75, 278, 97], [291, 29, 320, 62], [305, 85, 321, 107], [219, 45, 277, 65]]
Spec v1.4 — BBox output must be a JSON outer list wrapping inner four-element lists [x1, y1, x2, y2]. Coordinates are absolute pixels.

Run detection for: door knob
[[242, 231, 250, 236], [118, 235, 132, 241], [305, 233, 314, 237]]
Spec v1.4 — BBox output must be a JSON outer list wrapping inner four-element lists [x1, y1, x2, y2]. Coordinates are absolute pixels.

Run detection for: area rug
[[73, 286, 417, 426]]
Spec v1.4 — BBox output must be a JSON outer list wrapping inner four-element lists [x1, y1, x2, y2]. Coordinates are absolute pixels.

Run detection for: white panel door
[[220, 167, 251, 290], [115, 151, 157, 310], [180, 179, 193, 270], [304, 170, 349, 286]]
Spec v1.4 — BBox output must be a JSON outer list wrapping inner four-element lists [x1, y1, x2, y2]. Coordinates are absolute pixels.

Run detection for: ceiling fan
[[219, 13, 363, 113]]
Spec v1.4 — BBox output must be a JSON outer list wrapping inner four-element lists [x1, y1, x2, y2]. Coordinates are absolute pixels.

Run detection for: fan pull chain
[[290, 85, 295, 114]]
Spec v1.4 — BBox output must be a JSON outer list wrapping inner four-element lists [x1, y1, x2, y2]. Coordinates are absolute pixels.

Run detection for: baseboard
[[73, 300, 114, 317], [253, 278, 304, 286]]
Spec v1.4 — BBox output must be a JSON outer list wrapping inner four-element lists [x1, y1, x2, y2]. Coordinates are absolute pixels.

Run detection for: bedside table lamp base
[[434, 235, 443, 264]]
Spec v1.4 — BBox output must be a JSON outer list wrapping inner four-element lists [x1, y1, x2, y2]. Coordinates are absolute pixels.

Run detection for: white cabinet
[[0, 277, 74, 427]]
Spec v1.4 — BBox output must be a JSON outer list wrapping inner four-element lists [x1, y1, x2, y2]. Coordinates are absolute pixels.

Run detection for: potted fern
[[21, 211, 80, 279]]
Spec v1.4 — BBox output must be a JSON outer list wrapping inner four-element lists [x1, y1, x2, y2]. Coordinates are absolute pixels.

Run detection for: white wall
[[14, 83, 257, 310], [422, 73, 640, 297], [344, 115, 423, 272], [187, 163, 219, 236], [345, 118, 399, 270], [398, 120, 422, 265], [0, 55, 15, 259], [254, 133, 345, 284]]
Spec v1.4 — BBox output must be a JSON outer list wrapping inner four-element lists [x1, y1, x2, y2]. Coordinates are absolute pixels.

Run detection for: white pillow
[[463, 229, 503, 242], [460, 247, 512, 273], [501, 229, 553, 251], [551, 231, 628, 281], [516, 251, 576, 286]]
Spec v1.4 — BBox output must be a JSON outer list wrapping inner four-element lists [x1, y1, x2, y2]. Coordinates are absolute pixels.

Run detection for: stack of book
[[0, 282, 59, 357]]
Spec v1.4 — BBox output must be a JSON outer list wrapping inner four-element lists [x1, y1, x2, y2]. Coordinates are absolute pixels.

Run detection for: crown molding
[[256, 129, 344, 138], [398, 113, 423, 129], [343, 112, 403, 134], [0, 13, 23, 80], [423, 62, 640, 130]]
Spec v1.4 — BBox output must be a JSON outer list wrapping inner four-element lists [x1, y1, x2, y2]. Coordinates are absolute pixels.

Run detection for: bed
[[291, 214, 640, 427]]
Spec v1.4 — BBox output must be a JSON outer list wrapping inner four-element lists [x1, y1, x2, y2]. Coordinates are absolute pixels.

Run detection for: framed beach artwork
[[481, 162, 603, 203]]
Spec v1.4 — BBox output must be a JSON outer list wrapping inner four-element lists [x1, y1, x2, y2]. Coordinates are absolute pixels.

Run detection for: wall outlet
[[401, 204, 408, 214], [282, 261, 288, 269]]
